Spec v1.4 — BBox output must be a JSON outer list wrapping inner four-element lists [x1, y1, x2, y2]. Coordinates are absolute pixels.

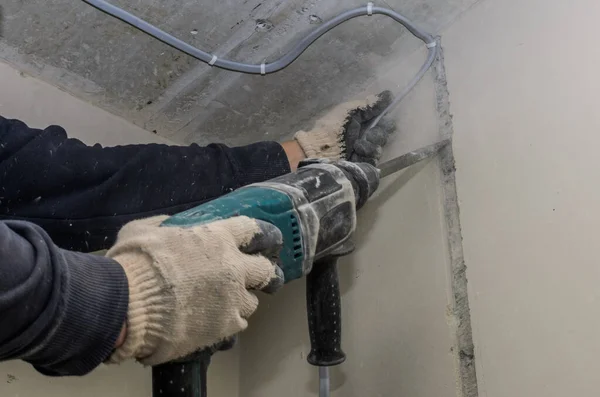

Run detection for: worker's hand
[[106, 215, 284, 366], [294, 90, 396, 165]]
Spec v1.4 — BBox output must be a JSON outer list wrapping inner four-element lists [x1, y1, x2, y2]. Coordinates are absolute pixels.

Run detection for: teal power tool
[[151, 141, 448, 397]]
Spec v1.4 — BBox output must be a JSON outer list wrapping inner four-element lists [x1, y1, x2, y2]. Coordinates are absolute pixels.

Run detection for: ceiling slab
[[1, 0, 477, 145]]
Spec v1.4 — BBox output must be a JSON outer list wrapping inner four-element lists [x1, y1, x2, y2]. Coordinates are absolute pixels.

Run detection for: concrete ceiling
[[0, 0, 475, 146]]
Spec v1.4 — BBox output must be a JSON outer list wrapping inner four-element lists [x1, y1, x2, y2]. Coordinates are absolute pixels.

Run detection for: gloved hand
[[106, 215, 284, 366], [294, 90, 396, 165]]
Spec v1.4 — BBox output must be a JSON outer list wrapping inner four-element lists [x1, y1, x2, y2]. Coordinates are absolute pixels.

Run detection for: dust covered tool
[[153, 140, 449, 397], [154, 160, 379, 397], [304, 140, 450, 397], [378, 140, 450, 178]]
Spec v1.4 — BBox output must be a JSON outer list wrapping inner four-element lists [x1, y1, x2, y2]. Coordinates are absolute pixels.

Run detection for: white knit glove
[[106, 215, 284, 366], [294, 91, 396, 164]]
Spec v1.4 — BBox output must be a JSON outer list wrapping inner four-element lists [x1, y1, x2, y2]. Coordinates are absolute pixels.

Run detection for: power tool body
[[152, 160, 378, 397], [151, 141, 447, 397], [162, 160, 379, 282]]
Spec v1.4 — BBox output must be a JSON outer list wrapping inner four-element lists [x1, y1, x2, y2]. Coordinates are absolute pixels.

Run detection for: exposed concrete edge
[[0, 42, 145, 127], [434, 40, 479, 397]]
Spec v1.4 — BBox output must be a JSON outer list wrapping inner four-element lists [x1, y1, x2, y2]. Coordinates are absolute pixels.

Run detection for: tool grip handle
[[151, 337, 234, 397], [152, 360, 208, 397], [306, 257, 346, 366]]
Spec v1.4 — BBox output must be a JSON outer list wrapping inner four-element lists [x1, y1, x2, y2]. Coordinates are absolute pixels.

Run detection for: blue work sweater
[[0, 116, 290, 376]]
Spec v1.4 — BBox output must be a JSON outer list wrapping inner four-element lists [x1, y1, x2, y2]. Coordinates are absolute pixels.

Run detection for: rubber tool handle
[[306, 257, 346, 366], [152, 356, 209, 397], [152, 338, 235, 397]]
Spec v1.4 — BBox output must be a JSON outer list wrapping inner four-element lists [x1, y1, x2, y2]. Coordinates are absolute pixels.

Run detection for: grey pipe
[[368, 43, 437, 129], [81, 0, 437, 125]]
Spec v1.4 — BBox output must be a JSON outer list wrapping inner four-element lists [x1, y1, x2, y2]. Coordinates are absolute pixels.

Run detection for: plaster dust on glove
[[105, 215, 282, 366], [294, 91, 396, 164]]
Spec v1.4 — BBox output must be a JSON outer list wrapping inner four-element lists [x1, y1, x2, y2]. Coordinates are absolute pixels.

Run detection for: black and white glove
[[294, 91, 396, 165]]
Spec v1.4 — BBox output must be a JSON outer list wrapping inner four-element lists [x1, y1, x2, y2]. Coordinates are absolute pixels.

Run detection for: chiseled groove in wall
[[434, 40, 479, 397]]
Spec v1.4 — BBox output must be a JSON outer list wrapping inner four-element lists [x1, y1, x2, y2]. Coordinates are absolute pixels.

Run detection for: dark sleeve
[[0, 220, 128, 376], [0, 116, 291, 251]]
